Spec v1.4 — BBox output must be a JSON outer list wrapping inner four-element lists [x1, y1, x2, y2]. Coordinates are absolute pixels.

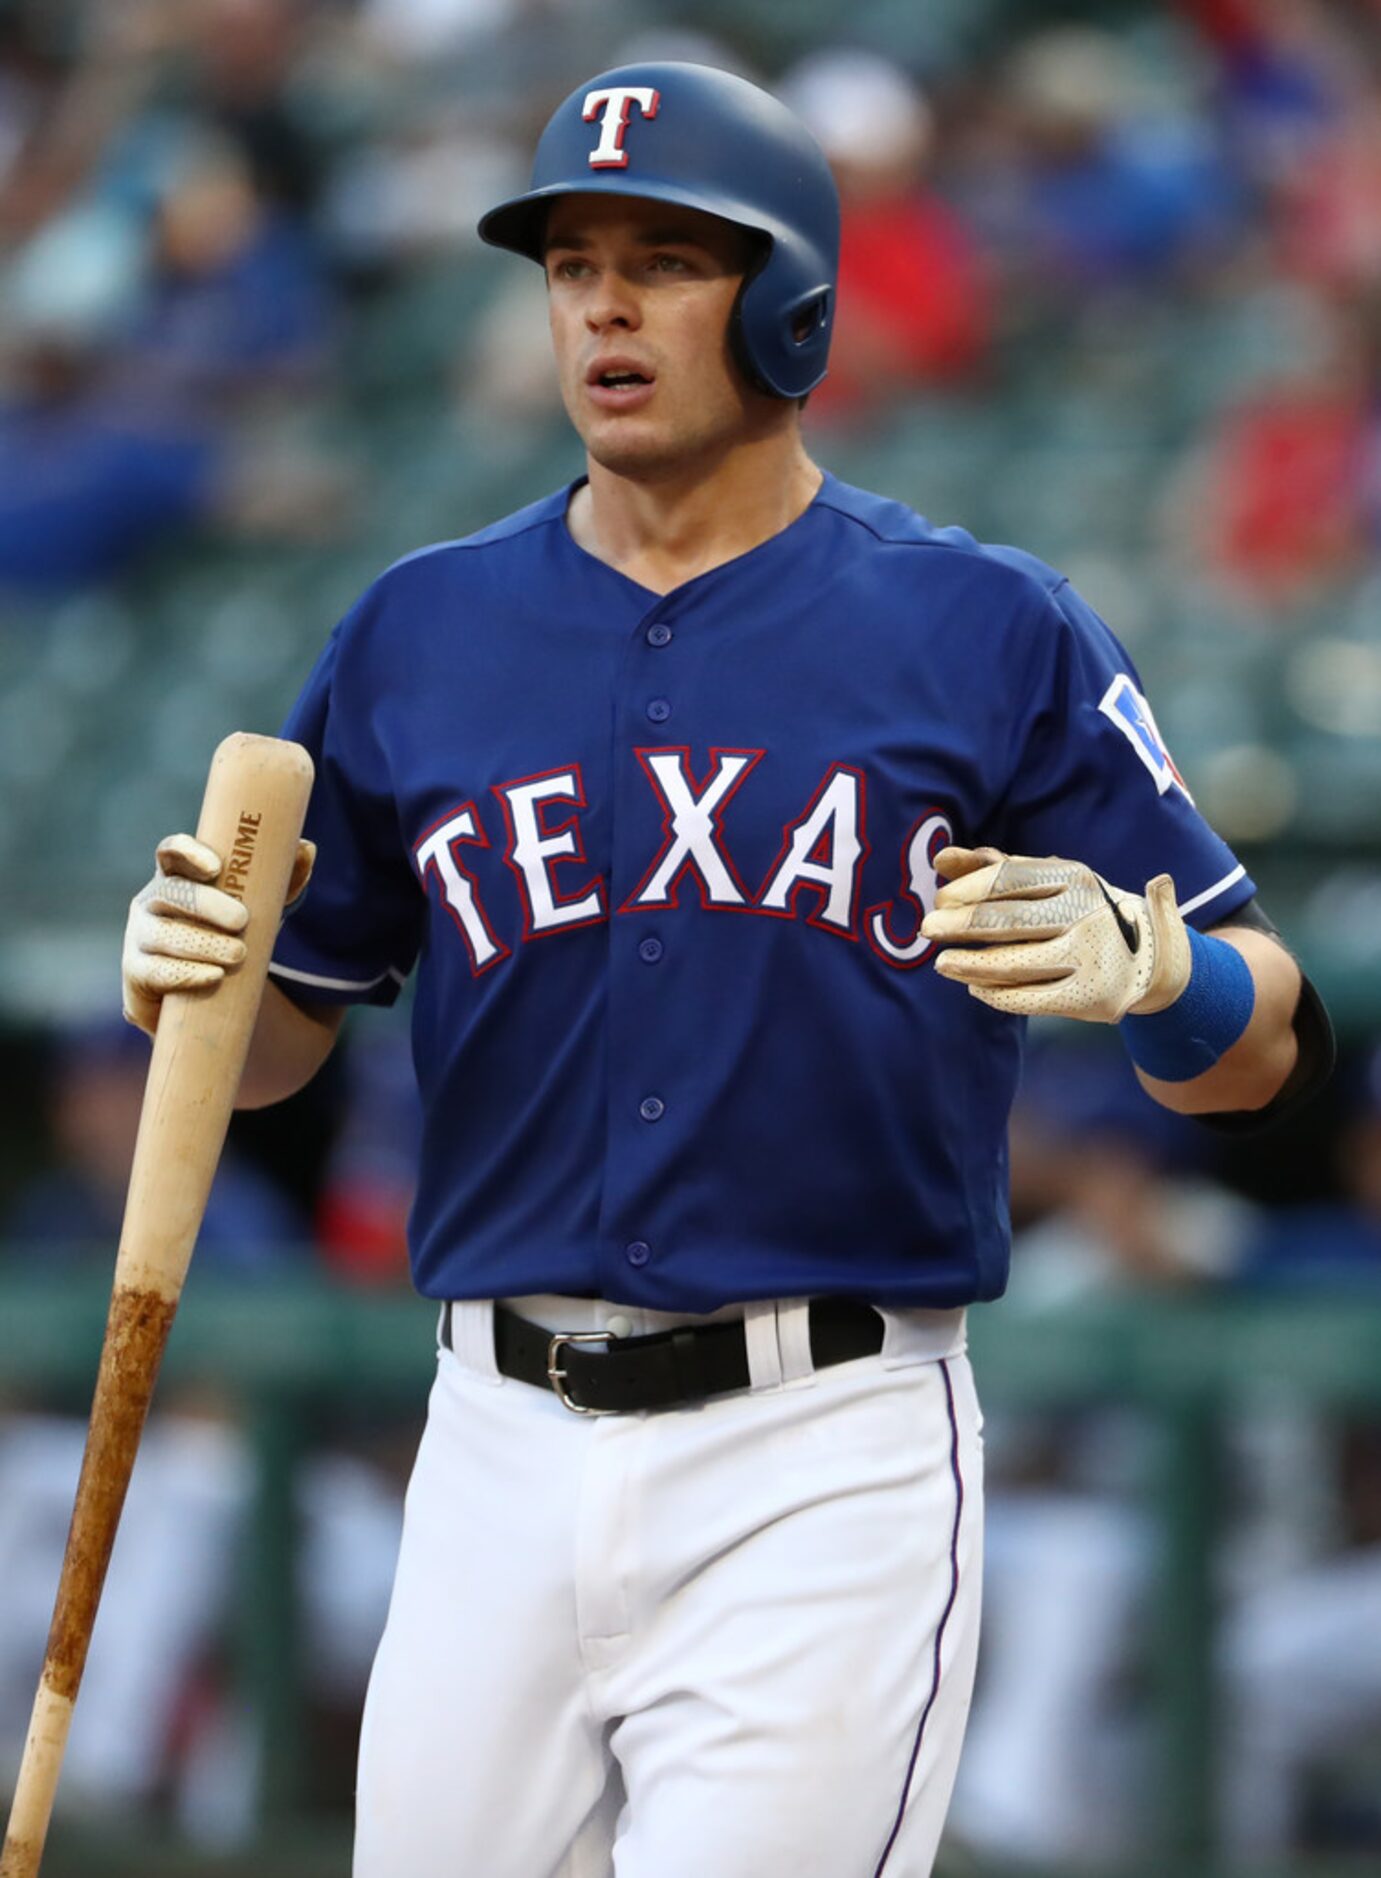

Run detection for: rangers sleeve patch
[[1098, 675, 1194, 803]]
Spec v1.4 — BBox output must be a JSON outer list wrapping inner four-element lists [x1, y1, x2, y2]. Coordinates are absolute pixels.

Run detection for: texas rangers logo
[[1098, 674, 1194, 802], [582, 86, 660, 168]]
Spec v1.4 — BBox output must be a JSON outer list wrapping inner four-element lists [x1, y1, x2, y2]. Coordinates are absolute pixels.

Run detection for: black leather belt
[[440, 1299, 885, 1414]]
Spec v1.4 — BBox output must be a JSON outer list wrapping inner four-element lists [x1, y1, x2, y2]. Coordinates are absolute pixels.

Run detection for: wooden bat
[[0, 733, 314, 1878]]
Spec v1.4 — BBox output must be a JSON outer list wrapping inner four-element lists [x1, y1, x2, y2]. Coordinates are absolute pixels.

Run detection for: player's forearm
[[236, 981, 344, 1109], [1132, 927, 1300, 1116]]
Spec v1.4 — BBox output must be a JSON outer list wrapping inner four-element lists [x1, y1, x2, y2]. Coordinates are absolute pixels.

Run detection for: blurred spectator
[[1185, 1, 1381, 286], [0, 121, 342, 589], [2, 1017, 305, 1272], [110, 125, 332, 399], [183, 0, 324, 218], [0, 1409, 251, 1819], [995, 1036, 1247, 1298], [781, 50, 991, 420], [0, 14, 66, 219], [314, 1025, 419, 1285], [1242, 1044, 1381, 1285], [956, 25, 1243, 307], [1272, 68, 1381, 292], [1165, 283, 1380, 608], [0, 1409, 404, 1837], [0, 0, 325, 237], [1221, 1507, 1381, 1855], [1180, 0, 1361, 194]]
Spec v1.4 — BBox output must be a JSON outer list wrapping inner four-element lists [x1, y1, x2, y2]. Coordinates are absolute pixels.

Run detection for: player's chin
[[582, 419, 684, 480]]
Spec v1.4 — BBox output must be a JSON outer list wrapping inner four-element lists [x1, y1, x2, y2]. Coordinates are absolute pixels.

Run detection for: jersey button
[[625, 1241, 651, 1267], [638, 936, 664, 963], [638, 1095, 665, 1122], [646, 697, 671, 723], [646, 622, 672, 647]]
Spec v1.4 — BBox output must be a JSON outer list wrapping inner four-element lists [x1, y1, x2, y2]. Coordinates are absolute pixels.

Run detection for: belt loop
[[743, 1301, 784, 1392], [441, 1301, 505, 1385], [777, 1300, 815, 1385]]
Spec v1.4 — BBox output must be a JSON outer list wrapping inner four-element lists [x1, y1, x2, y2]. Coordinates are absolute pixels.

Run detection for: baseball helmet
[[478, 62, 841, 400]]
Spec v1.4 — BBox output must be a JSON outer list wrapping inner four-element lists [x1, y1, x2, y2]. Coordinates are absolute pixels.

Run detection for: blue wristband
[[1119, 926, 1256, 1083]]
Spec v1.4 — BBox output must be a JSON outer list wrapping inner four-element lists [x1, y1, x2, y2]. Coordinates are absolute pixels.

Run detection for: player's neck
[[571, 434, 823, 595]]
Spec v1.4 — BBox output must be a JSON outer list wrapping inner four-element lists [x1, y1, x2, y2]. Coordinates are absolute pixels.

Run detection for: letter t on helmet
[[581, 86, 661, 168]]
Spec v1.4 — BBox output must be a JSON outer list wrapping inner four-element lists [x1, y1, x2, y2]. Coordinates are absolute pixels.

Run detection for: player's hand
[[122, 833, 315, 1037], [920, 846, 1192, 1022]]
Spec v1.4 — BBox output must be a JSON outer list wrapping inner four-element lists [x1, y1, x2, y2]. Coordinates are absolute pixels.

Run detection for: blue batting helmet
[[478, 62, 841, 400]]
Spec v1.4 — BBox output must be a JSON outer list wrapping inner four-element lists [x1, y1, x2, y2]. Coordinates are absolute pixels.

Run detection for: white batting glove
[[122, 832, 315, 1037], [920, 846, 1193, 1022]]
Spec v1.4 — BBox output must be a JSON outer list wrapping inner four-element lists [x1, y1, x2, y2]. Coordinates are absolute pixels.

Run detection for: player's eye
[[548, 256, 591, 281], [648, 251, 692, 274]]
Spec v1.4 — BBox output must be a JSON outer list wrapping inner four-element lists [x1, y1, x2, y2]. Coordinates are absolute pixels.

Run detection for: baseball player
[[120, 63, 1330, 1878]]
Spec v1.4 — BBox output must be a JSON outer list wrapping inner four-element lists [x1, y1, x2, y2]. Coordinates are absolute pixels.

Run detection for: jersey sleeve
[[269, 596, 423, 1006], [992, 580, 1255, 929]]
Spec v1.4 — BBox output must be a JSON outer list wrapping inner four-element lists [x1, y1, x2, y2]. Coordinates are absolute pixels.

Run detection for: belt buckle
[[547, 1330, 621, 1415]]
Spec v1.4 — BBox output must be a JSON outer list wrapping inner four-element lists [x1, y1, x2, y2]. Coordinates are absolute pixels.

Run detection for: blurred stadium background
[[1, 0, 1380, 1873]]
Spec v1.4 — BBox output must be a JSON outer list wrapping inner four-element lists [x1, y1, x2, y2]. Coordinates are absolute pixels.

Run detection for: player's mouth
[[585, 357, 657, 411]]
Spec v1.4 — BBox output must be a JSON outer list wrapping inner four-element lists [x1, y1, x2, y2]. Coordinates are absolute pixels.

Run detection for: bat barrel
[[0, 1291, 176, 1877]]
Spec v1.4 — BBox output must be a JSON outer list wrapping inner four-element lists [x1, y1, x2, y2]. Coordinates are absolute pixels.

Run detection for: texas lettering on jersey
[[413, 750, 953, 979]]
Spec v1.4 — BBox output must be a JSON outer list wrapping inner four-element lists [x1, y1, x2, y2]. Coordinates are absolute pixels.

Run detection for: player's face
[[543, 195, 774, 477]]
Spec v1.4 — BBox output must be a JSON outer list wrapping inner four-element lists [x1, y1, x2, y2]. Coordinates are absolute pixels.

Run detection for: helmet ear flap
[[728, 247, 833, 400], [735, 270, 834, 399]]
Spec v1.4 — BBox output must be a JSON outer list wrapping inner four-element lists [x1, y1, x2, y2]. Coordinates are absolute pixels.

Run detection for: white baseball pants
[[354, 1296, 983, 1878]]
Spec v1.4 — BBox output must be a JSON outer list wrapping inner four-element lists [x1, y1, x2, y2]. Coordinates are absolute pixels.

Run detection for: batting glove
[[920, 846, 1192, 1023], [122, 832, 315, 1037]]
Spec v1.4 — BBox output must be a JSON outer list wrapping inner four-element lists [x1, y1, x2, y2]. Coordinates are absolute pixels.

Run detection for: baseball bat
[[0, 733, 314, 1878]]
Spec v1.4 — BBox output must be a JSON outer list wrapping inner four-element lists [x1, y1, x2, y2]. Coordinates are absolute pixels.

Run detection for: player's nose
[[584, 269, 643, 333]]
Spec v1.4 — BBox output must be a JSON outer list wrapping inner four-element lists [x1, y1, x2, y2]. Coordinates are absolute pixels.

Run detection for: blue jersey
[[270, 473, 1253, 1312]]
